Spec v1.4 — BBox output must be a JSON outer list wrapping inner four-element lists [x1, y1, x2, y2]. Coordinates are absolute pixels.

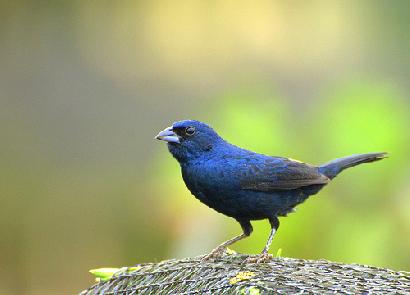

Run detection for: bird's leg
[[203, 220, 252, 260], [205, 234, 246, 258], [261, 217, 279, 254], [244, 217, 280, 263]]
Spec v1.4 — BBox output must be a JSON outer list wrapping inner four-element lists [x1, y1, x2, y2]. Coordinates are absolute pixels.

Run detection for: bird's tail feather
[[319, 152, 387, 179]]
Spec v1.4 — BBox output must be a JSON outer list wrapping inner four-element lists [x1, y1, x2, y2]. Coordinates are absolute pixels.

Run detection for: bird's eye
[[185, 126, 196, 136]]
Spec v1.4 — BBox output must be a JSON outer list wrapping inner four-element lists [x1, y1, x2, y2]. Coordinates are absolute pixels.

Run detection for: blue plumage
[[155, 120, 387, 261]]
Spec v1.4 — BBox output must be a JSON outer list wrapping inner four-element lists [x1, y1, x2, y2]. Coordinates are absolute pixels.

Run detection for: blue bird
[[155, 120, 387, 262]]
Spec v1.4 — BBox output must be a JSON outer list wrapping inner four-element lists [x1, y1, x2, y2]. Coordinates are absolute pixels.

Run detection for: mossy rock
[[81, 255, 410, 294]]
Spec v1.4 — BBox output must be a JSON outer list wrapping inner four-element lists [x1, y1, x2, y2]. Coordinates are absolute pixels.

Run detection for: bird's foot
[[202, 246, 227, 261], [243, 253, 273, 264]]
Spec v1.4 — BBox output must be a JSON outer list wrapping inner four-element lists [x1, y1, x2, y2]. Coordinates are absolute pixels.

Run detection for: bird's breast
[[181, 160, 240, 201]]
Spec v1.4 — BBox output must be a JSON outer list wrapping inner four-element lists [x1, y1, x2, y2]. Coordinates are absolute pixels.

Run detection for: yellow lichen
[[226, 248, 237, 255], [229, 271, 256, 285]]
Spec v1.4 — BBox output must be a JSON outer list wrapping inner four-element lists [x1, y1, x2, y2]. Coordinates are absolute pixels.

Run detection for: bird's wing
[[240, 157, 330, 191]]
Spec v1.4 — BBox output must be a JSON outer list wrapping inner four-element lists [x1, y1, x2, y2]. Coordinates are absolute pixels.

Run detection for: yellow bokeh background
[[0, 1, 409, 294]]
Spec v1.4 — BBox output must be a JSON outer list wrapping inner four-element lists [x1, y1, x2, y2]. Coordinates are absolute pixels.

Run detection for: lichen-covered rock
[[80, 255, 410, 294]]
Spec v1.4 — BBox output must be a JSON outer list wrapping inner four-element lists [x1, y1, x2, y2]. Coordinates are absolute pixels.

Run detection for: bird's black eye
[[185, 126, 196, 136]]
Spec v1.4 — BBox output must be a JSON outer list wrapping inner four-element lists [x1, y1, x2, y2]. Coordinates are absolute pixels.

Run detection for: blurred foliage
[[0, 1, 409, 295]]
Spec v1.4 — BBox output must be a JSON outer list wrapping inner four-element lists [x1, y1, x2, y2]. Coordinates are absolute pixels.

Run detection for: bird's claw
[[202, 246, 226, 261], [243, 253, 273, 264]]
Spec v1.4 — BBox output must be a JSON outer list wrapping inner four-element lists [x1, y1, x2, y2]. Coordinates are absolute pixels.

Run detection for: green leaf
[[89, 268, 121, 282]]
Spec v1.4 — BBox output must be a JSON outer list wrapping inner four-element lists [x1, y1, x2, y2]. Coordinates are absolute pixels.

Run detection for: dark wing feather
[[240, 158, 330, 191]]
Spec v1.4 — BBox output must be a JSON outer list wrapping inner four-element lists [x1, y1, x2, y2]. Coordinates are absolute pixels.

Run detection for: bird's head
[[155, 120, 223, 163]]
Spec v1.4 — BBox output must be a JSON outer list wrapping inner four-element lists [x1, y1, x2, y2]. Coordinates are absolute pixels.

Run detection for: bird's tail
[[318, 152, 387, 179]]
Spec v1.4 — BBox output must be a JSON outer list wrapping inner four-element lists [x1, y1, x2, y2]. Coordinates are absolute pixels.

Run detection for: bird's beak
[[155, 126, 180, 144]]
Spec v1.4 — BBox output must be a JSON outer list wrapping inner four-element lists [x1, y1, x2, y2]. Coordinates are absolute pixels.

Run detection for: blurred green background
[[1, 1, 410, 294]]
